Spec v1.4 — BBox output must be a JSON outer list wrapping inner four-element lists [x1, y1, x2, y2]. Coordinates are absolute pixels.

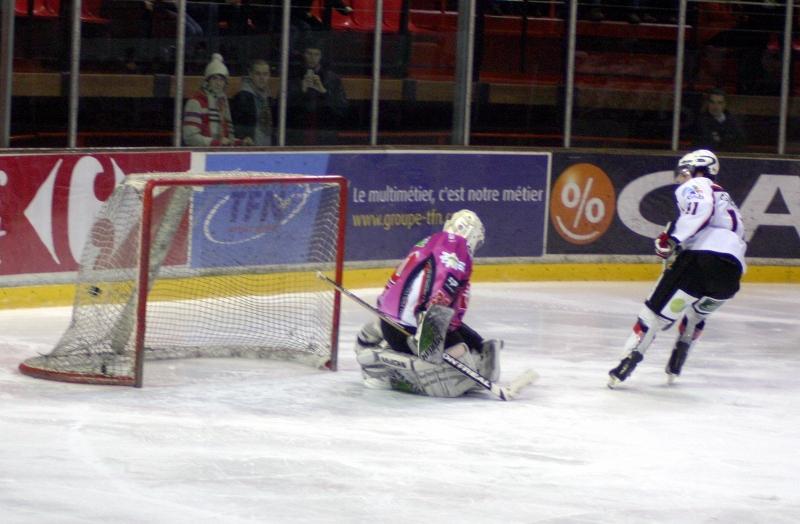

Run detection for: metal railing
[[1, 0, 797, 153]]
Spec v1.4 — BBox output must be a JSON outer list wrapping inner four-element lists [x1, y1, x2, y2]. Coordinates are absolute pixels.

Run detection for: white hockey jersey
[[671, 176, 747, 272]]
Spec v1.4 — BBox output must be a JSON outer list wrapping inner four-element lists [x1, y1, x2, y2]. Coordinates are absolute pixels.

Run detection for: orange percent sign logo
[[549, 163, 616, 245]]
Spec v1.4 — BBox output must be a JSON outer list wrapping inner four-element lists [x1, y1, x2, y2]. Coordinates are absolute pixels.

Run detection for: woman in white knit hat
[[182, 53, 251, 146]]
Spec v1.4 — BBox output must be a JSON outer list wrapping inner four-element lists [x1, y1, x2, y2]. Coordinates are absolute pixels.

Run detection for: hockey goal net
[[19, 172, 347, 387]]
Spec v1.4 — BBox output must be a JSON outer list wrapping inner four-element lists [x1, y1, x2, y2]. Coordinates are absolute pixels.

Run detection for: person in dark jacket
[[231, 60, 275, 146], [287, 41, 349, 145], [694, 88, 746, 152]]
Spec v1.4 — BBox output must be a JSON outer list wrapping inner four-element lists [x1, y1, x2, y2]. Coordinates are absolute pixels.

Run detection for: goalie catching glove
[[654, 232, 678, 259]]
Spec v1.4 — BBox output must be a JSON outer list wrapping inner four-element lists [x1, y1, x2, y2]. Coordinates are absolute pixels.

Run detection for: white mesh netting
[[20, 173, 345, 386]]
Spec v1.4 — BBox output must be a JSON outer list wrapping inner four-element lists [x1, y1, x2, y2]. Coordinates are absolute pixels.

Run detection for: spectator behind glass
[[231, 60, 275, 146], [694, 88, 746, 152], [183, 54, 251, 147], [287, 41, 349, 145]]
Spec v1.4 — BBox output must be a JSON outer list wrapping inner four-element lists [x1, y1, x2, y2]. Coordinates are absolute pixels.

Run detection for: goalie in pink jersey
[[354, 210, 502, 397]]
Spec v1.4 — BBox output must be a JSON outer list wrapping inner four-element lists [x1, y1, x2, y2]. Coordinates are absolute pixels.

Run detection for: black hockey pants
[[646, 250, 743, 314]]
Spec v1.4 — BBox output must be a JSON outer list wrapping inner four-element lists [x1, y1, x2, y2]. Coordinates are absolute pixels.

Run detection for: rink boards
[[1, 149, 798, 309]]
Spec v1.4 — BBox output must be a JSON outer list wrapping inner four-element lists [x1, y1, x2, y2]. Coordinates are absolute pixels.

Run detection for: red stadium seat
[[23, 0, 107, 22], [16, 0, 29, 16], [331, 0, 405, 33], [30, 0, 59, 18], [81, 0, 109, 23]]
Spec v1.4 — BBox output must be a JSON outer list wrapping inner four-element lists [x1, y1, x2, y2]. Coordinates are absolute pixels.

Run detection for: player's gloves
[[654, 232, 678, 259]]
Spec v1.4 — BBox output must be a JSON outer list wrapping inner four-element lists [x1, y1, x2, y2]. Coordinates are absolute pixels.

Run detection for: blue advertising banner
[[205, 152, 550, 261], [190, 182, 325, 268], [548, 152, 800, 259]]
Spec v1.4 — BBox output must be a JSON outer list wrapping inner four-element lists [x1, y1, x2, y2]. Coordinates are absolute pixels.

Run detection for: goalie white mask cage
[[19, 172, 347, 387]]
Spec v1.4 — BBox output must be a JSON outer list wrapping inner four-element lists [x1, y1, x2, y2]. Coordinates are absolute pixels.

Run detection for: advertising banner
[[0, 152, 191, 277], [548, 153, 800, 259], [190, 183, 328, 268], [3, 149, 794, 287], [205, 152, 550, 261]]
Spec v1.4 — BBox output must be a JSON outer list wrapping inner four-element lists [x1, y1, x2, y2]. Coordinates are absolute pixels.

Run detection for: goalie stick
[[316, 272, 538, 400]]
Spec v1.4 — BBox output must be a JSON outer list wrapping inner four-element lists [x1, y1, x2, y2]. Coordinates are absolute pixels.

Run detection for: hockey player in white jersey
[[608, 149, 747, 387]]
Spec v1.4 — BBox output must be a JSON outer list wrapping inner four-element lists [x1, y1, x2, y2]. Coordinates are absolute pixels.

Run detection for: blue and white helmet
[[443, 209, 485, 254], [676, 149, 719, 181]]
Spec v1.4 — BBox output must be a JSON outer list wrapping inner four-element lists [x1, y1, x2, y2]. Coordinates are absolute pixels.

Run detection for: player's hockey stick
[[316, 271, 538, 400]]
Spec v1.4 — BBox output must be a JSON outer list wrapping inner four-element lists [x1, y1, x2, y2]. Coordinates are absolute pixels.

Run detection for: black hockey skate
[[608, 351, 643, 388], [665, 341, 690, 384]]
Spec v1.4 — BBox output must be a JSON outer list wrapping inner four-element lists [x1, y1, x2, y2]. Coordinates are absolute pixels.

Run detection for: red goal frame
[[19, 174, 348, 387]]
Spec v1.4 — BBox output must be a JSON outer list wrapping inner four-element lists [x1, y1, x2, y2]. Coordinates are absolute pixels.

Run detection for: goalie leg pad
[[355, 351, 393, 390], [476, 339, 502, 382], [361, 343, 482, 397], [354, 321, 394, 389], [355, 346, 429, 392], [354, 346, 392, 390], [425, 343, 484, 397]]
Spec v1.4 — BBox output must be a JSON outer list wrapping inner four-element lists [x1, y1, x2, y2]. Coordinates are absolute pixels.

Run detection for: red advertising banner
[[0, 152, 191, 277]]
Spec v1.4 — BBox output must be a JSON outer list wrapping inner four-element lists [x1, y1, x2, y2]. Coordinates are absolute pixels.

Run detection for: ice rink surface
[[1, 281, 798, 524]]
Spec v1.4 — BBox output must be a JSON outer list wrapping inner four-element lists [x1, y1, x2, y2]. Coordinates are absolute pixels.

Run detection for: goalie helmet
[[443, 209, 485, 254], [675, 149, 719, 181]]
